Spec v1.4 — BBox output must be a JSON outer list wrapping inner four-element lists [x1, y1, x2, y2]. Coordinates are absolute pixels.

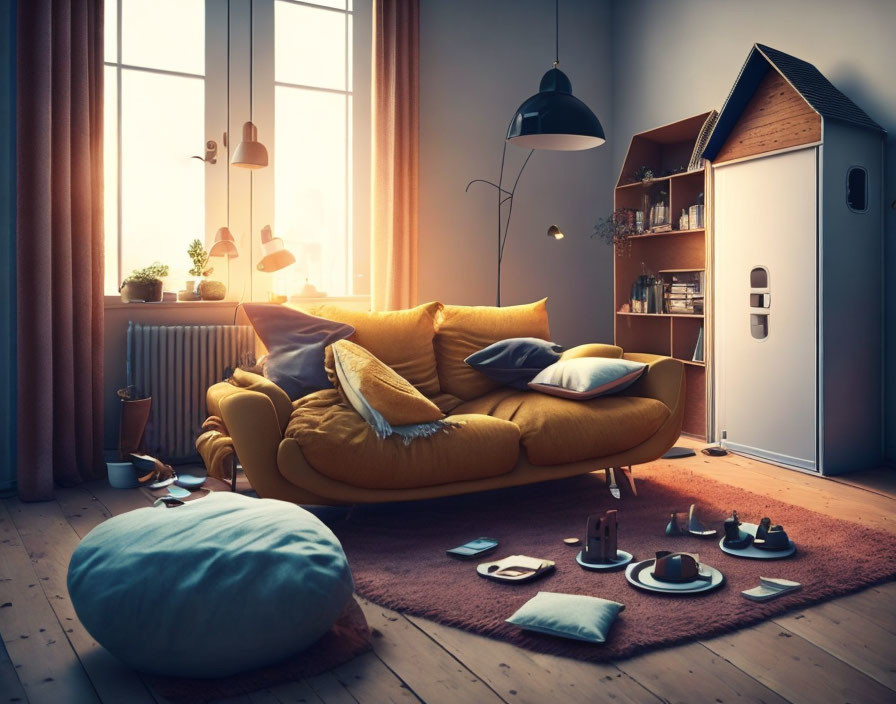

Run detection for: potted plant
[[187, 239, 226, 300], [592, 208, 637, 256], [120, 262, 169, 302]]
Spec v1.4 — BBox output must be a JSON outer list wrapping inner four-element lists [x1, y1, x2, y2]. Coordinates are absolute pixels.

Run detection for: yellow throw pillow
[[434, 299, 551, 400], [330, 340, 445, 440], [307, 302, 442, 397]]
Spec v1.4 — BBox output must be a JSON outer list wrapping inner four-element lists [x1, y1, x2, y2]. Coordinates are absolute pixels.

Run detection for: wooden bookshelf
[[613, 113, 714, 439]]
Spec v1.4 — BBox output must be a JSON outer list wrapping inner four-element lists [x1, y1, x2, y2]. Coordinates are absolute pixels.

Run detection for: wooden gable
[[714, 69, 821, 163]]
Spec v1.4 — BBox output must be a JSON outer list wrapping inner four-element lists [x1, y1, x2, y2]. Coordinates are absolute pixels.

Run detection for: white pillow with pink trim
[[528, 357, 647, 400]]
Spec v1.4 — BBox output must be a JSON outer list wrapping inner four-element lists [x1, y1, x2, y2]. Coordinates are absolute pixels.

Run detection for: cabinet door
[[713, 148, 817, 470]]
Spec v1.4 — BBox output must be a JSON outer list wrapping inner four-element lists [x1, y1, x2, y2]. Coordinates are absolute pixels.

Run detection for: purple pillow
[[242, 304, 354, 400], [464, 337, 564, 389]]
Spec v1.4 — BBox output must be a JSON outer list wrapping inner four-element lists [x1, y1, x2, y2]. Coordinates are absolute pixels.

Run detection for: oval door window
[[750, 266, 768, 288], [847, 166, 867, 212]]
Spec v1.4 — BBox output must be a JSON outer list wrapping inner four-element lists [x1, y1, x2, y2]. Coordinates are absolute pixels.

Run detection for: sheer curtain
[[371, 0, 419, 311], [16, 0, 105, 500]]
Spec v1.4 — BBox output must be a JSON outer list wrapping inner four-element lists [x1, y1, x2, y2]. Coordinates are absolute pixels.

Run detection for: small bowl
[[107, 462, 140, 489]]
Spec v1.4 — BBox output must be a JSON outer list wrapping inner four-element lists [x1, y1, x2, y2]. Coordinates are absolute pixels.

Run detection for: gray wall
[[419, 0, 615, 346], [610, 0, 896, 462], [0, 0, 15, 493]]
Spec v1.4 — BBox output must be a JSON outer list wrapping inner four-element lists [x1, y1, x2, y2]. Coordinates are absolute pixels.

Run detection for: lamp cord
[[554, 0, 559, 67], [466, 143, 534, 307]]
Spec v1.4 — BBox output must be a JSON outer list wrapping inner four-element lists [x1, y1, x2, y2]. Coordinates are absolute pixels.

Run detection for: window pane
[[297, 0, 348, 10], [104, 66, 119, 294], [121, 0, 204, 75], [275, 2, 346, 90], [105, 0, 117, 62], [120, 70, 205, 286], [274, 86, 347, 296]]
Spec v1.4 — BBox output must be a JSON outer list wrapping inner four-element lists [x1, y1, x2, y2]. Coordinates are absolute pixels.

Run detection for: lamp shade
[[256, 225, 296, 273], [547, 225, 564, 240], [231, 121, 268, 169], [207, 227, 239, 258], [507, 68, 605, 151]]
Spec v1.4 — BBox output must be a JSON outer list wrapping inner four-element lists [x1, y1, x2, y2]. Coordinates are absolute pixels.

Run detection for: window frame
[[103, 0, 370, 301]]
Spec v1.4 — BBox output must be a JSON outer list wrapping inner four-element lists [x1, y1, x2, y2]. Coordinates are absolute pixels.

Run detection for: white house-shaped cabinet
[[703, 44, 885, 475]]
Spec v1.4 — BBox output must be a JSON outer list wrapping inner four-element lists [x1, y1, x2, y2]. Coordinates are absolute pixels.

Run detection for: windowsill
[[103, 295, 371, 310]]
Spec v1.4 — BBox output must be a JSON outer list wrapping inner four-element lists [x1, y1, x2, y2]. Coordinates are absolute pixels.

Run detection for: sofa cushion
[[306, 302, 442, 396], [330, 340, 445, 440], [67, 493, 354, 678], [434, 299, 551, 400], [465, 337, 564, 389], [528, 357, 647, 399], [285, 390, 520, 489], [242, 303, 354, 400], [450, 389, 671, 466]]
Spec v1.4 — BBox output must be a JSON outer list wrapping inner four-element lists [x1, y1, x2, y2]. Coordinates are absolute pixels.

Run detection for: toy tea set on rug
[[463, 504, 799, 599]]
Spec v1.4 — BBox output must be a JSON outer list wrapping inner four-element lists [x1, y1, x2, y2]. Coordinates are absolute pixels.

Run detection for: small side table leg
[[619, 466, 637, 496], [230, 455, 238, 493]]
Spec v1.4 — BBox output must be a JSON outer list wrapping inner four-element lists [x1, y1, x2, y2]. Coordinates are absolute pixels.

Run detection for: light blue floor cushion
[[67, 492, 354, 678]]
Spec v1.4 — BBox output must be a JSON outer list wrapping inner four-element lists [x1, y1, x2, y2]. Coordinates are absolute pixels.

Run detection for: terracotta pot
[[198, 279, 226, 300], [120, 280, 163, 303]]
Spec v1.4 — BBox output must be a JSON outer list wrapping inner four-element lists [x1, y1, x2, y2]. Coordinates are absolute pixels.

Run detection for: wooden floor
[[2, 437, 895, 704]]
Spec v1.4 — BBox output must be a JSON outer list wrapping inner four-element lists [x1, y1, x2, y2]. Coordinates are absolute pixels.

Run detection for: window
[[104, 0, 370, 299], [846, 166, 867, 212]]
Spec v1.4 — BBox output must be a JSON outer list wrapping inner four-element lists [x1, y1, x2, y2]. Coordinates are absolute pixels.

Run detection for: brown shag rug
[[327, 468, 896, 663], [146, 598, 371, 704]]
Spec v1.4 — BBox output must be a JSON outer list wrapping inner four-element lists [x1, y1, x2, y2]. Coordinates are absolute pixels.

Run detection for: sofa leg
[[618, 466, 637, 496], [231, 456, 239, 493]]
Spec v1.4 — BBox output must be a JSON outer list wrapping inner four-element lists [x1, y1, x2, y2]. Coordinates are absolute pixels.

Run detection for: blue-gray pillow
[[506, 591, 624, 643], [67, 493, 354, 678], [528, 357, 647, 399], [464, 337, 564, 389], [242, 303, 354, 400]]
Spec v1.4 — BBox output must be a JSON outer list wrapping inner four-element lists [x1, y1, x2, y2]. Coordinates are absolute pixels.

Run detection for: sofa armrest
[[560, 343, 623, 360], [620, 353, 685, 412], [217, 388, 284, 494]]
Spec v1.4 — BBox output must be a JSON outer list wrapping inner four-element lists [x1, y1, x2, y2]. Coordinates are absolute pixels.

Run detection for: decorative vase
[[120, 280, 163, 303], [118, 397, 152, 459], [179, 279, 200, 301], [198, 279, 226, 300]]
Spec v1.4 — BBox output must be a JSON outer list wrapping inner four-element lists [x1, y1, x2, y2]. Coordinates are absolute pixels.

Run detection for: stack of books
[[662, 270, 704, 314]]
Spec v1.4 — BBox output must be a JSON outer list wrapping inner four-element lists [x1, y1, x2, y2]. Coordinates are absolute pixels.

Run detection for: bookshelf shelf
[[613, 112, 715, 439]]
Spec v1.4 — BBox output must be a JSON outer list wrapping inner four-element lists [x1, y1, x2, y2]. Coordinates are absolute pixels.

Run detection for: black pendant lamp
[[506, 0, 605, 151]]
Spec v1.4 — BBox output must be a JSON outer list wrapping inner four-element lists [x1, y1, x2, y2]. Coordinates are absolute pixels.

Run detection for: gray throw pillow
[[242, 303, 354, 400]]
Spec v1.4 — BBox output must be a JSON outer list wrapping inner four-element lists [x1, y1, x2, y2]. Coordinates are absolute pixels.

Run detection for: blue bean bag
[[67, 493, 354, 678]]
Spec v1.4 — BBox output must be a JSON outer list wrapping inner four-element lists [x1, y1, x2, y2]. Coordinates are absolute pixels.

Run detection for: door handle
[[191, 140, 218, 164]]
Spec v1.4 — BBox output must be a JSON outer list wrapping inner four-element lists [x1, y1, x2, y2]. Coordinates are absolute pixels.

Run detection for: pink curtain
[[17, 0, 105, 500], [371, 0, 419, 311]]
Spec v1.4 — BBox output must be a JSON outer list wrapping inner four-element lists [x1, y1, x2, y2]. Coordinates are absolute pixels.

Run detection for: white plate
[[719, 522, 796, 559], [625, 558, 725, 594], [576, 549, 634, 571]]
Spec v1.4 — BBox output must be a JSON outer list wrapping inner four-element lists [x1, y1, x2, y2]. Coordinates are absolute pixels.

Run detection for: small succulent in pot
[[120, 262, 169, 302], [187, 239, 226, 300]]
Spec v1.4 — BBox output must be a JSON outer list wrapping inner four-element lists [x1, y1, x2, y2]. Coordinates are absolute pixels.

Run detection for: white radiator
[[127, 323, 255, 460]]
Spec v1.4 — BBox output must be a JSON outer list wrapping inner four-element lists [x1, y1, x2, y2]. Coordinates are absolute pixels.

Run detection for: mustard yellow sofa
[[198, 300, 685, 506]]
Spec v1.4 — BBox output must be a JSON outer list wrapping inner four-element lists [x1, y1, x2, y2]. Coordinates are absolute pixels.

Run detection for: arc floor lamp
[[467, 0, 605, 306]]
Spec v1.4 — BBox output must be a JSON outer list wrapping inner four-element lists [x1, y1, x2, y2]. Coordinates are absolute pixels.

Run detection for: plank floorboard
[[266, 679, 327, 703], [701, 620, 895, 704], [773, 597, 896, 690], [831, 582, 896, 633], [0, 500, 99, 704], [358, 600, 506, 704], [4, 497, 157, 704], [329, 652, 421, 704], [305, 671, 360, 704], [0, 638, 28, 704], [406, 614, 656, 704], [614, 640, 790, 704]]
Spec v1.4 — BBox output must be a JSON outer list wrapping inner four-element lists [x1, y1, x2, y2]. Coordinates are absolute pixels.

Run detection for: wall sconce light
[[208, 226, 239, 258], [547, 225, 565, 240], [231, 121, 268, 169], [256, 225, 296, 273]]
